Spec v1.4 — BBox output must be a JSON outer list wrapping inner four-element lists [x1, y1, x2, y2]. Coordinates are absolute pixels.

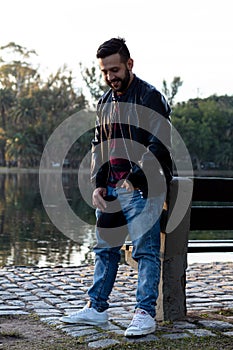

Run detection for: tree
[[32, 67, 88, 167], [0, 42, 39, 96], [0, 43, 88, 168], [172, 95, 233, 170], [80, 62, 108, 105], [0, 88, 15, 165], [6, 129, 40, 167], [162, 77, 183, 107], [0, 42, 39, 165]]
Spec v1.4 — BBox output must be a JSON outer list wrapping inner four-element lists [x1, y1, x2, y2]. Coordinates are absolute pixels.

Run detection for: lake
[[0, 171, 97, 267], [0, 171, 232, 267]]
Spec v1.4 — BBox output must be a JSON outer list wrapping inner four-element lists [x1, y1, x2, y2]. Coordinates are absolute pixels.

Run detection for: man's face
[[98, 53, 133, 93]]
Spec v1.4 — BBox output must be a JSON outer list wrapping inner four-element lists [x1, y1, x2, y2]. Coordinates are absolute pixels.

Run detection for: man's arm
[[127, 91, 173, 196], [90, 114, 109, 210]]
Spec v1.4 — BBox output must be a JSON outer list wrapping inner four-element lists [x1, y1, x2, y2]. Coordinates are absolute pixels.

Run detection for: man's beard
[[107, 69, 131, 93]]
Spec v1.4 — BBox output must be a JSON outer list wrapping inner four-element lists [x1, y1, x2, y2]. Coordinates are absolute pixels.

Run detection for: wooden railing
[[123, 177, 233, 254], [189, 177, 233, 252]]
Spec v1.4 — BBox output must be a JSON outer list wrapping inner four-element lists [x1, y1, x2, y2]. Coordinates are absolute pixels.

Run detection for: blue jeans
[[88, 186, 165, 318]]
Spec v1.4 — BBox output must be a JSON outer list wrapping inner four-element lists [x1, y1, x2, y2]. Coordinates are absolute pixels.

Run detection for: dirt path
[[0, 315, 84, 350]]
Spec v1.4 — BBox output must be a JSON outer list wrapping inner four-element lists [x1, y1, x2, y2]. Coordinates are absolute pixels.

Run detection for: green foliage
[[0, 42, 232, 171], [172, 95, 233, 169], [0, 42, 39, 95], [162, 76, 183, 107], [0, 43, 88, 167], [80, 62, 108, 104]]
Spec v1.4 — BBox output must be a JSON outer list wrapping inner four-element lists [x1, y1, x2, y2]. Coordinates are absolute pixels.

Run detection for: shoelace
[[130, 313, 146, 327], [67, 308, 90, 319], [83, 308, 89, 313]]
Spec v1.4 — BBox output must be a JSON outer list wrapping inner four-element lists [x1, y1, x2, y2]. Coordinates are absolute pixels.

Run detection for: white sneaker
[[60, 304, 108, 325], [124, 308, 156, 337]]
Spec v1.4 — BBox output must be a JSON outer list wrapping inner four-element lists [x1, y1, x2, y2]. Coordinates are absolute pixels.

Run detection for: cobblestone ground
[[0, 262, 233, 348]]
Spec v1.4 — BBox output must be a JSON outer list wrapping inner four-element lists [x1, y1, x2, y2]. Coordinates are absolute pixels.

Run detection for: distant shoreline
[[0, 167, 79, 174], [0, 167, 232, 177]]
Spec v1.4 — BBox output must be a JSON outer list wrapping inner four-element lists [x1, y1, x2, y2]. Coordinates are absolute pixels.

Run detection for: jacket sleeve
[[90, 113, 109, 189], [127, 90, 173, 196]]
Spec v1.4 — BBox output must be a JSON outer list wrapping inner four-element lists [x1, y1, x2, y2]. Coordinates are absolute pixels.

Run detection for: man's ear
[[127, 58, 134, 71]]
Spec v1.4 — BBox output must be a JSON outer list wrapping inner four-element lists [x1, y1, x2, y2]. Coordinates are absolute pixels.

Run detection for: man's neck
[[127, 72, 134, 89]]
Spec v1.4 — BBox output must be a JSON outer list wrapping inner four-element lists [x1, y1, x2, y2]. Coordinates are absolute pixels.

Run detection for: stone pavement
[[0, 262, 233, 348]]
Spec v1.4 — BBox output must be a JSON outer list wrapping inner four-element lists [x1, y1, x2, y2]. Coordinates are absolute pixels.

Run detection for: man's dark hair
[[96, 38, 130, 62]]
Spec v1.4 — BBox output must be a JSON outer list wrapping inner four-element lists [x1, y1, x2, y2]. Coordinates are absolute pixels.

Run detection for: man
[[60, 38, 173, 337]]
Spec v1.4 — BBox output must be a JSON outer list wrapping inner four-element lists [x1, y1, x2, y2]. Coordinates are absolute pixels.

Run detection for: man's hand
[[92, 187, 107, 211], [120, 179, 134, 192]]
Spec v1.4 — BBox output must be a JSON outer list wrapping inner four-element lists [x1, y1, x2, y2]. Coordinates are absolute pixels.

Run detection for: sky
[[0, 0, 233, 102]]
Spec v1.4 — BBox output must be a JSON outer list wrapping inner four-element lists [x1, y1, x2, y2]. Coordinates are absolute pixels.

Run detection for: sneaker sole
[[124, 326, 156, 337], [60, 317, 108, 326]]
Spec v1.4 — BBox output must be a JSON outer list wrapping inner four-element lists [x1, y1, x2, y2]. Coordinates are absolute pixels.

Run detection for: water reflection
[[1, 172, 232, 267], [0, 172, 96, 267]]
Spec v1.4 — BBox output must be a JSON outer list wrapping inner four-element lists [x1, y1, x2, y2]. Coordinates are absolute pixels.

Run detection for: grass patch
[[215, 309, 233, 317], [107, 335, 233, 349], [0, 329, 22, 339], [1, 312, 233, 350], [0, 314, 86, 350]]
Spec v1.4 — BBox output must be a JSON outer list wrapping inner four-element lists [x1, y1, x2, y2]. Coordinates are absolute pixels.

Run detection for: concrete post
[[122, 177, 193, 321], [156, 177, 193, 321]]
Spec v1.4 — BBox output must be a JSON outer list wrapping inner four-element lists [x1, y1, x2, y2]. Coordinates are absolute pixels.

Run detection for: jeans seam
[[95, 251, 110, 310]]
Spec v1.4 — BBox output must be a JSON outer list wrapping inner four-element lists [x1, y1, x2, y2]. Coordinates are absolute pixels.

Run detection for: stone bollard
[[156, 177, 193, 321], [122, 177, 193, 321]]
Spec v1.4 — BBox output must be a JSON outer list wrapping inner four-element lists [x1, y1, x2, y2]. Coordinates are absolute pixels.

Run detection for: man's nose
[[107, 72, 115, 81]]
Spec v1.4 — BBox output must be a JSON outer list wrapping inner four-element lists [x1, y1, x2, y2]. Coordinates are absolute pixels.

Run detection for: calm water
[[0, 172, 96, 267], [0, 172, 232, 267]]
